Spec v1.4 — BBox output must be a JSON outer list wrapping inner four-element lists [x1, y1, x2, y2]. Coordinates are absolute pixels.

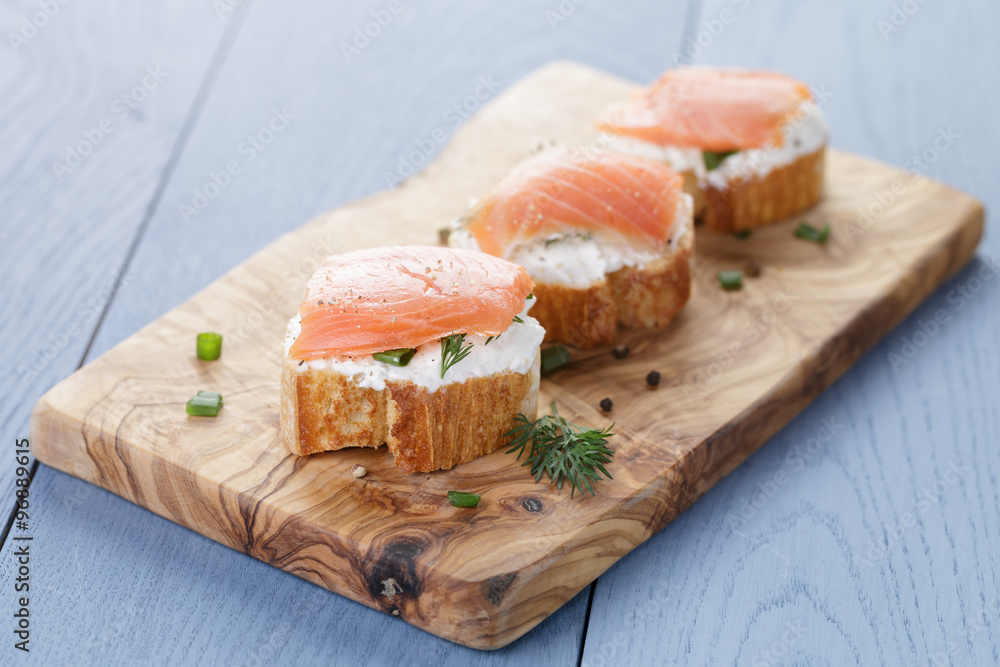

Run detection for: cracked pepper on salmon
[[286, 246, 534, 360], [462, 145, 686, 256], [596, 67, 814, 151]]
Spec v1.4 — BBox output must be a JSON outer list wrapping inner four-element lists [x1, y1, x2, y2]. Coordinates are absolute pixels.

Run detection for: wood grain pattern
[[0, 1, 229, 519], [29, 61, 983, 649], [582, 0, 1000, 664], [0, 0, 684, 667], [0, 465, 590, 665], [3, 0, 998, 662], [9, 1, 699, 660]]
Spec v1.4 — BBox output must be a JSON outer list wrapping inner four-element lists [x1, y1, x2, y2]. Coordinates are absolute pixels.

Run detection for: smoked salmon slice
[[462, 146, 685, 257], [596, 67, 813, 152], [287, 246, 534, 359]]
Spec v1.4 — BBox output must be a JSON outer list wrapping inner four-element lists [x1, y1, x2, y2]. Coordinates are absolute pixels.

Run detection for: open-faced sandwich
[[449, 145, 693, 349], [596, 67, 828, 232], [281, 245, 543, 472]]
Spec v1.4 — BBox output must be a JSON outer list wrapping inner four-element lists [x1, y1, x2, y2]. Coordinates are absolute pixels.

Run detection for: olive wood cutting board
[[31, 61, 983, 649]]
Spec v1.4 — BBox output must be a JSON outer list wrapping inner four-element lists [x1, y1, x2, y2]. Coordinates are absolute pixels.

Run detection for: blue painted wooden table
[[2, 1, 997, 664]]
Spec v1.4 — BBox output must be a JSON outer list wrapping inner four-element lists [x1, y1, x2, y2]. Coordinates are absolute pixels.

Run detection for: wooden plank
[[30, 61, 982, 648], [0, 2, 229, 512], [80, 0, 694, 365], [0, 466, 589, 665], [9, 1, 693, 662], [580, 0, 1000, 664]]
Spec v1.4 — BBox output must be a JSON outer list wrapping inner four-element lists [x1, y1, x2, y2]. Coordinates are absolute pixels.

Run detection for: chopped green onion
[[513, 315, 524, 323], [794, 222, 831, 244], [196, 332, 223, 360], [717, 270, 743, 291], [195, 390, 222, 406], [373, 348, 416, 366], [186, 390, 223, 417], [703, 150, 738, 171], [527, 293, 534, 300], [447, 491, 481, 508], [540, 344, 571, 375], [734, 230, 753, 239]]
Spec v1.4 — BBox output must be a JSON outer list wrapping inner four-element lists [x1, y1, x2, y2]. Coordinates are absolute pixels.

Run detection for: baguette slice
[[702, 146, 825, 232], [281, 353, 539, 472], [595, 67, 829, 231], [452, 146, 695, 349], [526, 216, 693, 348], [280, 245, 542, 472]]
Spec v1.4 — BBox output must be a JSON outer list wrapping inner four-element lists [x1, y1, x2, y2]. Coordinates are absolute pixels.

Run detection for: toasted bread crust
[[529, 226, 693, 349], [385, 358, 539, 472], [281, 356, 539, 472], [702, 146, 825, 232], [609, 227, 693, 329], [281, 359, 388, 456], [531, 281, 618, 348]]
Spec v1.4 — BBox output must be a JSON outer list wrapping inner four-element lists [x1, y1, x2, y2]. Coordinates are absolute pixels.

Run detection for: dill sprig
[[506, 401, 615, 497], [440, 333, 473, 378]]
